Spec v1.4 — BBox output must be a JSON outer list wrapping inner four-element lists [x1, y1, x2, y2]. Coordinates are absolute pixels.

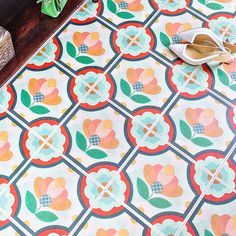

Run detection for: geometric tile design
[[0, 0, 235, 235]]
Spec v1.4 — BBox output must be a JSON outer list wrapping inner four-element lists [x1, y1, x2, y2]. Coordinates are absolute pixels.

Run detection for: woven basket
[[0, 27, 15, 71]]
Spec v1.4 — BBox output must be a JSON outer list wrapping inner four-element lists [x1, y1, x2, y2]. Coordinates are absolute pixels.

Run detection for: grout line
[[40, 18, 235, 195], [1, 1, 235, 234], [175, 144, 236, 236], [83, 3, 236, 109], [0, 0, 89, 93], [0, 207, 32, 236]]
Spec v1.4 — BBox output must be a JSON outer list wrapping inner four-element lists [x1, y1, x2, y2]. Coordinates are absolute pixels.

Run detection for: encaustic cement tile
[[0, 0, 236, 235]]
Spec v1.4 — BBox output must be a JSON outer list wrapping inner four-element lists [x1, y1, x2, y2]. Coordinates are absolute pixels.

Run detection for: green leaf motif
[[30, 105, 50, 114], [206, 3, 223, 10], [137, 178, 149, 200], [217, 69, 230, 86], [204, 229, 214, 236], [116, 11, 134, 19], [198, 0, 206, 4], [86, 149, 107, 159], [35, 211, 58, 222], [120, 79, 131, 97], [66, 42, 76, 58], [191, 137, 213, 147], [131, 95, 151, 104], [148, 197, 172, 209], [21, 90, 31, 108], [160, 32, 171, 48], [107, 0, 117, 13], [179, 120, 192, 139], [230, 84, 236, 91], [76, 56, 94, 64], [76, 131, 87, 152], [25, 191, 37, 214]]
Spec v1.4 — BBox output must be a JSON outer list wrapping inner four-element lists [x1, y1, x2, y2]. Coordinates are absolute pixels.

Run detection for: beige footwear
[[169, 43, 233, 65]]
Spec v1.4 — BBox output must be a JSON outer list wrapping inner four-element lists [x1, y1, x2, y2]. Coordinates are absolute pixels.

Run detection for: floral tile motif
[[15, 163, 84, 232], [192, 198, 236, 235], [126, 151, 195, 217], [42, 20, 115, 74], [150, 12, 204, 60], [169, 96, 234, 155], [1, 0, 236, 235], [100, 0, 155, 26], [111, 56, 172, 110], [10, 56, 73, 123], [66, 107, 131, 168]]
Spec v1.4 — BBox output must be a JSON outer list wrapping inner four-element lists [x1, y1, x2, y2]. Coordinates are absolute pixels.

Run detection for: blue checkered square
[[89, 135, 101, 145], [39, 195, 52, 207], [118, 1, 128, 9], [231, 72, 236, 82], [172, 34, 182, 44], [78, 44, 89, 53], [193, 123, 204, 134], [133, 82, 144, 92], [33, 92, 44, 102], [151, 182, 163, 194]]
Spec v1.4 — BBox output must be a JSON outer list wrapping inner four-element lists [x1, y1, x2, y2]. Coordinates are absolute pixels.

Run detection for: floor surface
[[0, 0, 236, 235]]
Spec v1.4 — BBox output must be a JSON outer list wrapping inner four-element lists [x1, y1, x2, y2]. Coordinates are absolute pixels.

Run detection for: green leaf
[[137, 178, 149, 200], [204, 229, 214, 236], [66, 42, 76, 58], [131, 95, 151, 104], [198, 0, 206, 4], [116, 11, 134, 19], [179, 120, 192, 139], [191, 137, 213, 147], [76, 56, 94, 64], [217, 69, 230, 86], [206, 3, 223, 10], [230, 84, 236, 91], [76, 131, 87, 152], [35, 211, 58, 222], [30, 105, 50, 114], [149, 197, 172, 209], [107, 0, 117, 13], [25, 191, 37, 214], [160, 32, 171, 48], [21, 90, 31, 108], [86, 149, 107, 159], [120, 79, 131, 97]]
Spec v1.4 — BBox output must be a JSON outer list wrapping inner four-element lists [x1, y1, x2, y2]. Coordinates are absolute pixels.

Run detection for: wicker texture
[[0, 27, 15, 71]]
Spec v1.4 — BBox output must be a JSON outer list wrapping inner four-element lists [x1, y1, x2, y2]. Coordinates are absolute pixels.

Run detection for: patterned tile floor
[[0, 0, 236, 235]]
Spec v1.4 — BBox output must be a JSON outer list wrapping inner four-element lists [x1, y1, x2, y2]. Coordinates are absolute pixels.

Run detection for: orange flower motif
[[0, 131, 13, 161], [28, 78, 61, 105], [165, 22, 192, 38], [185, 108, 223, 137], [114, 0, 144, 12], [223, 58, 236, 79], [126, 68, 161, 94], [73, 32, 105, 56], [211, 214, 236, 236], [96, 228, 129, 236], [144, 164, 183, 197], [83, 119, 119, 149], [34, 177, 71, 211]]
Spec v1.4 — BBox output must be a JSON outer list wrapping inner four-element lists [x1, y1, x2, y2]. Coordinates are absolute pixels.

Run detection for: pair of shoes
[[169, 28, 236, 65]]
